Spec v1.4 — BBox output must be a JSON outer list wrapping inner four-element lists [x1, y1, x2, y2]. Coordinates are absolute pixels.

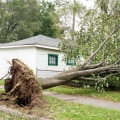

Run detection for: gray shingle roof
[[0, 35, 60, 48]]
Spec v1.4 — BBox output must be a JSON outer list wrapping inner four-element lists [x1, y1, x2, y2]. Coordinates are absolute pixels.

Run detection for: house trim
[[0, 44, 59, 50]]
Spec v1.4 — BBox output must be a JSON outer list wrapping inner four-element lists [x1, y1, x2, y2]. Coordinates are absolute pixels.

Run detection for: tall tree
[[0, 0, 40, 43], [0, 0, 64, 43], [54, 0, 86, 38], [34, 0, 64, 39]]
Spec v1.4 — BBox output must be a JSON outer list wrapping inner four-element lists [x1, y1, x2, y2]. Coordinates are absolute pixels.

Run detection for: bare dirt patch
[[0, 92, 49, 119]]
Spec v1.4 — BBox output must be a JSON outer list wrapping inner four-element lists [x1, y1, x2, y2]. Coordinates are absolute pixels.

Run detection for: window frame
[[66, 58, 76, 66], [48, 53, 58, 66]]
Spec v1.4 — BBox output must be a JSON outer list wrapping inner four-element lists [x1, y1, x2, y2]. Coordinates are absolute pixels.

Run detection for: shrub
[[107, 76, 120, 90]]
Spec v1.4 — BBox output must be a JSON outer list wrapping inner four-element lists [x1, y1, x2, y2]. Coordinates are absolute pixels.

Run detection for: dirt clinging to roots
[[4, 59, 42, 107]]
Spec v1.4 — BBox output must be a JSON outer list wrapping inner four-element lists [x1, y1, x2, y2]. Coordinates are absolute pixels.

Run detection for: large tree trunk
[[41, 64, 120, 89]]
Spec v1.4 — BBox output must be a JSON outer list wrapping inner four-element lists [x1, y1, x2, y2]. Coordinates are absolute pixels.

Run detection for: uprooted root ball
[[4, 59, 42, 107]]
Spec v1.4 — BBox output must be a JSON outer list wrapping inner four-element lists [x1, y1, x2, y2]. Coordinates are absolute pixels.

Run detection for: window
[[66, 58, 76, 65], [48, 54, 58, 66]]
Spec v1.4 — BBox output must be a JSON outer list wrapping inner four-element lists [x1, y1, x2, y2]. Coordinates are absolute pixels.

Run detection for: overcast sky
[[47, 0, 95, 9], [80, 0, 94, 8]]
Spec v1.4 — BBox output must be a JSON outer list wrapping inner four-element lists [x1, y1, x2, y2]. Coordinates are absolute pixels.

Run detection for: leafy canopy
[[0, 0, 64, 43], [60, 0, 120, 65]]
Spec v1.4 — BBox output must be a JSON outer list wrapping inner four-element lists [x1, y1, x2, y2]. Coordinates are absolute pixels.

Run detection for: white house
[[0, 35, 74, 78]]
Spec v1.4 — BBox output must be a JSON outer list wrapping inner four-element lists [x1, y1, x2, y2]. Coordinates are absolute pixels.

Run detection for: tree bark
[[41, 65, 120, 89], [80, 24, 120, 69]]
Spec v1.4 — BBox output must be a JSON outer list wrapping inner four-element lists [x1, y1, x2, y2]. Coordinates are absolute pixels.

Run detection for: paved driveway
[[43, 91, 120, 110]]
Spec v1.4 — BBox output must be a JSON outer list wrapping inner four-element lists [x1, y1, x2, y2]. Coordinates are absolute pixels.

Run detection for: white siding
[[36, 48, 72, 78], [0, 47, 36, 78], [0, 46, 74, 79]]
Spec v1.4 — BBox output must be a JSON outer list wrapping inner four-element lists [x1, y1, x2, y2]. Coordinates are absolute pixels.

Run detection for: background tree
[[0, 0, 64, 43], [34, 0, 64, 39], [0, 0, 39, 42], [56, 0, 86, 37]]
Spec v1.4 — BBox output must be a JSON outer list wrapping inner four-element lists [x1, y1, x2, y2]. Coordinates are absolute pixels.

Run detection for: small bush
[[107, 76, 120, 90]]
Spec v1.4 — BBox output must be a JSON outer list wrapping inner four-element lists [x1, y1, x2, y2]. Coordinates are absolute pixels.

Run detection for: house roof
[[0, 35, 60, 48]]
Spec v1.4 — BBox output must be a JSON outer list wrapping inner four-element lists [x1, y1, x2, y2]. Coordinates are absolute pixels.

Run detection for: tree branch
[[56, 62, 105, 77], [114, 59, 120, 65], [81, 24, 120, 68]]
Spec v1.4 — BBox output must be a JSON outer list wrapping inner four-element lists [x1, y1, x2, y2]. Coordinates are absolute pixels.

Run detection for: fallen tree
[[4, 58, 120, 106], [3, 25, 120, 106], [41, 24, 120, 89]]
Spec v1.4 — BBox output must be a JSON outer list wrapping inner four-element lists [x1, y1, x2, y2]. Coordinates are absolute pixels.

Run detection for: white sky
[[80, 0, 94, 9], [47, 0, 95, 9], [47, 0, 95, 30]]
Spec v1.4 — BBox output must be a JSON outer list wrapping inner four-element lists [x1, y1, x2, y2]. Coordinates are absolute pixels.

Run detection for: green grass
[[0, 89, 5, 94], [46, 86, 120, 102], [0, 111, 27, 120], [0, 81, 119, 120], [0, 79, 4, 86], [0, 87, 119, 120], [0, 95, 120, 120], [46, 96, 120, 120]]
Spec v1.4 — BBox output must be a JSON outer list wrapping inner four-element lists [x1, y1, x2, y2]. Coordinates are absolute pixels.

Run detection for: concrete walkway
[[43, 91, 120, 111]]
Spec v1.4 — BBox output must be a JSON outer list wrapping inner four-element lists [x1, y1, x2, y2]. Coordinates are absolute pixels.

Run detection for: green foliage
[[0, 79, 4, 86], [0, 111, 26, 120], [54, 0, 86, 39], [107, 76, 120, 90], [95, 78, 108, 92], [0, 0, 64, 43], [59, 0, 120, 89], [0, 0, 39, 42], [60, 0, 120, 65], [35, 0, 64, 38]]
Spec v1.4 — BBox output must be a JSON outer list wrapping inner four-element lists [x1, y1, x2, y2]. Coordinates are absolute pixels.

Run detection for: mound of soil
[[0, 59, 49, 118], [4, 59, 43, 107]]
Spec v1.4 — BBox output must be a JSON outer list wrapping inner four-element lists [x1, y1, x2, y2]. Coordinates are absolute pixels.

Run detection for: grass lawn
[[46, 96, 120, 120], [0, 85, 119, 120], [0, 111, 26, 120], [0, 79, 4, 86], [0, 96, 119, 120], [46, 86, 120, 102]]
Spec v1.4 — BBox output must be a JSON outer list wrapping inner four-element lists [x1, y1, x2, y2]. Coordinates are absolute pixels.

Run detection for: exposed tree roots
[[4, 59, 42, 107]]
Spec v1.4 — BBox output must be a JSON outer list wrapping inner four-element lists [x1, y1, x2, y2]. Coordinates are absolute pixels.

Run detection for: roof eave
[[0, 44, 59, 50]]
